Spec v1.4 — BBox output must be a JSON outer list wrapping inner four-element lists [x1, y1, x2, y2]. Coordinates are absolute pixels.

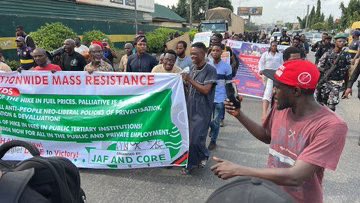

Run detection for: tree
[[285, 22, 293, 30], [297, 16, 306, 29], [315, 0, 321, 23], [172, 0, 233, 22], [172, 0, 189, 21], [339, 0, 360, 30], [327, 15, 334, 30], [209, 0, 233, 11], [82, 30, 113, 47], [30, 22, 77, 51], [309, 6, 316, 26], [311, 22, 327, 31], [320, 13, 325, 22]]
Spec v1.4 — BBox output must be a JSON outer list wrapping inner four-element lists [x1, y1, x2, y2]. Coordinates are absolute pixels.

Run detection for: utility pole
[[134, 0, 138, 34], [189, 0, 192, 28], [305, 4, 309, 30]]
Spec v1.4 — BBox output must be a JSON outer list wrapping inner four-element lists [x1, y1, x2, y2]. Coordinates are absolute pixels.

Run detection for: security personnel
[[279, 30, 291, 46], [16, 36, 34, 70], [348, 30, 360, 60], [314, 35, 334, 64], [317, 33, 351, 111]]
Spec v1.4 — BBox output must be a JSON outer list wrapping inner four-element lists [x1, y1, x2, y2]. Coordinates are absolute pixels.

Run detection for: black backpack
[[0, 140, 86, 203], [206, 176, 294, 203]]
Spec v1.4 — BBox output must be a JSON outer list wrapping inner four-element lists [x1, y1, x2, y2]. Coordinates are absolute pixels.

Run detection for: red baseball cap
[[91, 41, 104, 49], [263, 60, 320, 90]]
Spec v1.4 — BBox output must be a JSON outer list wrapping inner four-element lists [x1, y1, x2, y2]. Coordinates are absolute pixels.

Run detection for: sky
[[154, 0, 351, 24]]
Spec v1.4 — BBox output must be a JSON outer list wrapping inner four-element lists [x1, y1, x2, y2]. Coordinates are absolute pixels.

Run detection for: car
[[304, 32, 314, 42], [270, 32, 282, 42], [310, 32, 322, 46]]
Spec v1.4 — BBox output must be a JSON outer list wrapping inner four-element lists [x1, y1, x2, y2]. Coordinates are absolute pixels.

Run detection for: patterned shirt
[[318, 49, 351, 81], [84, 60, 114, 72]]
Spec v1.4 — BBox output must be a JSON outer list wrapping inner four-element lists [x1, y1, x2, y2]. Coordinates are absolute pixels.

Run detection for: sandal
[[199, 160, 207, 168], [180, 168, 192, 175]]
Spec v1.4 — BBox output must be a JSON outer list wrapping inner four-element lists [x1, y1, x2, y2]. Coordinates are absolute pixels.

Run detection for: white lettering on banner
[[0, 72, 189, 169], [89, 149, 171, 165]]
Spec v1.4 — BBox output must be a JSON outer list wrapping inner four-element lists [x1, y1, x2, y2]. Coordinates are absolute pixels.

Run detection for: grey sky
[[154, 0, 350, 24]]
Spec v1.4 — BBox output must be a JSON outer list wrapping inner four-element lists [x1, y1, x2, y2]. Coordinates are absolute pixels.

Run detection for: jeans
[[209, 102, 225, 143]]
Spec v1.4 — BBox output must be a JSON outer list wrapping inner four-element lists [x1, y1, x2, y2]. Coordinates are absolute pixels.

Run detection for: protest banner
[[226, 40, 288, 98], [0, 72, 189, 169], [192, 32, 212, 47]]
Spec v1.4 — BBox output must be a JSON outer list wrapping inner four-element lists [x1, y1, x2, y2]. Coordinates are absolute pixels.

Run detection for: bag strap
[[0, 168, 35, 203], [0, 140, 40, 159]]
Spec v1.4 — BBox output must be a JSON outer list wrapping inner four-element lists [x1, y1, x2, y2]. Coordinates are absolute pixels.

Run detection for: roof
[[152, 4, 186, 23]]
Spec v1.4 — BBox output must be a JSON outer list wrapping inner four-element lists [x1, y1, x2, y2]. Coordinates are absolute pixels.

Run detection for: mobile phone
[[225, 82, 241, 109]]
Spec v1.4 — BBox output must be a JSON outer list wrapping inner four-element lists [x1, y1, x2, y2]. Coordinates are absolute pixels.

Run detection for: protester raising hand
[[224, 97, 242, 117]]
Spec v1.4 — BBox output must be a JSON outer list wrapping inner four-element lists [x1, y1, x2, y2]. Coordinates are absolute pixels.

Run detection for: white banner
[[0, 72, 189, 169]]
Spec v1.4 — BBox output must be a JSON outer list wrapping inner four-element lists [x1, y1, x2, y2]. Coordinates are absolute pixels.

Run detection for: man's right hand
[[224, 98, 242, 118], [342, 88, 352, 99]]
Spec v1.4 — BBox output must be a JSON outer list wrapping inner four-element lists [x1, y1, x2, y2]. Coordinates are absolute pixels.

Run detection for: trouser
[[263, 78, 274, 102], [209, 103, 225, 143], [317, 80, 344, 111]]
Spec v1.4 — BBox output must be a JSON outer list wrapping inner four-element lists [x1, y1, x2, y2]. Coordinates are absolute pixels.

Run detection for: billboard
[[237, 7, 263, 16], [76, 0, 154, 13]]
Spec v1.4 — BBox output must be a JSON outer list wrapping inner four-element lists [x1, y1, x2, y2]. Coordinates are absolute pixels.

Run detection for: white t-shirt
[[258, 51, 283, 72], [74, 45, 89, 55]]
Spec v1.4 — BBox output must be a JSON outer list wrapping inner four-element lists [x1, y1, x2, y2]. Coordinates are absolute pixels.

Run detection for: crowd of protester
[[0, 24, 359, 202]]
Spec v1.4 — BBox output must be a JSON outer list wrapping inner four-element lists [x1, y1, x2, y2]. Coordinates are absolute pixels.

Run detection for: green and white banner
[[0, 71, 189, 169]]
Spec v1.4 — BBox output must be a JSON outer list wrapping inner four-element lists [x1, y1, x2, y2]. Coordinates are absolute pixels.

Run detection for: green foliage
[[284, 22, 293, 30], [339, 0, 360, 30], [82, 30, 113, 47], [245, 23, 260, 32], [315, 0, 321, 23], [146, 28, 183, 53], [327, 15, 335, 30], [311, 22, 327, 31], [297, 16, 306, 29], [5, 60, 20, 70], [173, 0, 189, 21], [30, 22, 77, 51], [172, 0, 233, 22], [188, 28, 198, 41], [297, 0, 333, 30], [309, 6, 316, 26]]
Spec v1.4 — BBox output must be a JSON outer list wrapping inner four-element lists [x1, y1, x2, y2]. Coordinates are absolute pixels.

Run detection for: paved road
[[80, 53, 360, 203]]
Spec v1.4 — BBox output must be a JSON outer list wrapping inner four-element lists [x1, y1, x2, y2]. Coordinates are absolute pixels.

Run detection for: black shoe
[[208, 141, 216, 150], [358, 136, 360, 146]]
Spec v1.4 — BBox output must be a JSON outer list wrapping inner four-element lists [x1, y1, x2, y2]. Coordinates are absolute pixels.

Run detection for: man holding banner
[[182, 42, 217, 174]]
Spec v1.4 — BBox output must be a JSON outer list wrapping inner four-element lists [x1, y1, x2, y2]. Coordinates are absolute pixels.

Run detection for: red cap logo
[[297, 72, 312, 85]]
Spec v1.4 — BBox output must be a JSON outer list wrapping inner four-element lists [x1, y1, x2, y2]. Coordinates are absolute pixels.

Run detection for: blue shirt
[[213, 60, 232, 103], [175, 56, 192, 70]]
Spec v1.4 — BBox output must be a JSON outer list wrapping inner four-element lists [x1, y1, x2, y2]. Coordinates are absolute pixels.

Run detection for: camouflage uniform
[[317, 49, 351, 110]]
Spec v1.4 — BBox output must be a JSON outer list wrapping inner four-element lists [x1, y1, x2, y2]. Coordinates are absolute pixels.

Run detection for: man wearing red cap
[[211, 60, 348, 203]]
